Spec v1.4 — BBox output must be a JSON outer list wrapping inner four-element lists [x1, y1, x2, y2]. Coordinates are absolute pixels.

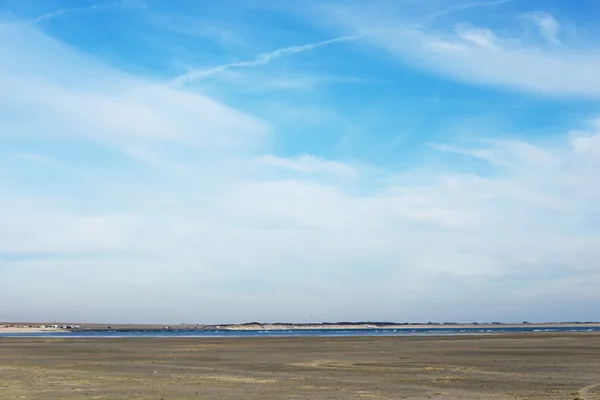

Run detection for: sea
[[2, 326, 599, 338]]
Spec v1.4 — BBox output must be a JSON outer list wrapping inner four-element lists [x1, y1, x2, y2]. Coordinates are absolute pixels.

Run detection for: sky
[[1, 0, 599, 324]]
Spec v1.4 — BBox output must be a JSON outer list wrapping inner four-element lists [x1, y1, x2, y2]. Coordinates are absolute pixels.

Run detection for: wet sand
[[1, 333, 599, 399]]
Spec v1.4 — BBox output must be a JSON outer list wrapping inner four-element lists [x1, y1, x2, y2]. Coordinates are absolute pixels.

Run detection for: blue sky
[[1, 0, 600, 324]]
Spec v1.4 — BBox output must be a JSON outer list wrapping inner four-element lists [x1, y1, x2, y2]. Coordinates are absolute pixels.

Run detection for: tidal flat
[[1, 334, 599, 399]]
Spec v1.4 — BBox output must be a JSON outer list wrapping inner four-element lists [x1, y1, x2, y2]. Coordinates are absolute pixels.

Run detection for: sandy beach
[[1, 333, 599, 399], [0, 326, 65, 334]]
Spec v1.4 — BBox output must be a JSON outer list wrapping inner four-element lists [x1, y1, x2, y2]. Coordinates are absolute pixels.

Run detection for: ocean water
[[1, 326, 599, 338]]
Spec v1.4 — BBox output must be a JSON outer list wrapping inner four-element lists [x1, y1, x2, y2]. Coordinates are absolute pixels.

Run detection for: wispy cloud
[[0, 22, 266, 149], [425, 0, 513, 23], [455, 25, 497, 49], [258, 154, 356, 177], [522, 11, 561, 45], [171, 35, 361, 86], [30, 0, 145, 24], [325, 8, 600, 97]]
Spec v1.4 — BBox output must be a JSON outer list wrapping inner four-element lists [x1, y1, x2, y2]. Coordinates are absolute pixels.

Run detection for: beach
[[0, 326, 65, 334], [1, 333, 599, 399]]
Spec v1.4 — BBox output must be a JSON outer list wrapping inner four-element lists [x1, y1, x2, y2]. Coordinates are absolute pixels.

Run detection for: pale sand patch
[[202, 375, 278, 384], [0, 327, 65, 333]]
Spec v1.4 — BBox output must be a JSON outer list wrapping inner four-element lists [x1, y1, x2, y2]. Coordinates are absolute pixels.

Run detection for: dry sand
[[1, 333, 599, 399], [0, 327, 65, 334]]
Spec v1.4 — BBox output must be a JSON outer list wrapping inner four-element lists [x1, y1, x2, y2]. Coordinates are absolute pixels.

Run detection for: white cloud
[[522, 11, 561, 45], [323, 6, 600, 97], [30, 0, 145, 24], [4, 123, 600, 322], [258, 154, 356, 176], [0, 22, 267, 149], [426, 0, 513, 22], [2, 21, 600, 323], [455, 25, 497, 49]]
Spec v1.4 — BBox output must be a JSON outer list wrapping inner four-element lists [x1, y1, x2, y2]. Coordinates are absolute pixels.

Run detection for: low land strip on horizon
[[2, 321, 600, 333]]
